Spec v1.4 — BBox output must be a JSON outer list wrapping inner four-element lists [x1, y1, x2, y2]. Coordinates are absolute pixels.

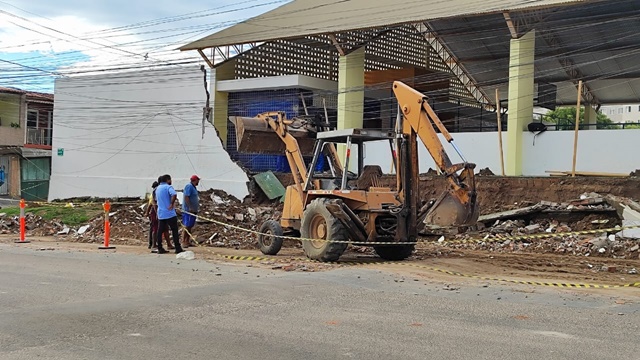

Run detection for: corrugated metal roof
[[180, 0, 585, 50], [426, 0, 640, 104]]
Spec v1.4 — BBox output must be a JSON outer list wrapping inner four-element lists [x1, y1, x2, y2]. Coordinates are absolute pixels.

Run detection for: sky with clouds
[[0, 0, 288, 92]]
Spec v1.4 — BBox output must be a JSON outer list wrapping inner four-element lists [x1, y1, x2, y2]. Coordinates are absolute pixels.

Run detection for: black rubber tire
[[300, 198, 349, 262], [373, 244, 415, 261], [258, 220, 284, 255]]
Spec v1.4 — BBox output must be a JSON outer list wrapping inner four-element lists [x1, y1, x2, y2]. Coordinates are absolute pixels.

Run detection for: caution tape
[[27, 200, 142, 208], [399, 263, 640, 289], [18, 198, 640, 247], [179, 210, 640, 247], [195, 248, 640, 289], [441, 225, 640, 245], [97, 201, 638, 290]]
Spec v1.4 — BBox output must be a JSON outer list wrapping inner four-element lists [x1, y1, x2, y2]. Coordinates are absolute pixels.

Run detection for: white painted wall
[[362, 129, 640, 175], [362, 132, 504, 174], [521, 129, 640, 175], [50, 67, 249, 201]]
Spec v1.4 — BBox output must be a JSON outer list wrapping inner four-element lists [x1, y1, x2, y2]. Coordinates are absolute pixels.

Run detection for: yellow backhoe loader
[[229, 81, 479, 262]]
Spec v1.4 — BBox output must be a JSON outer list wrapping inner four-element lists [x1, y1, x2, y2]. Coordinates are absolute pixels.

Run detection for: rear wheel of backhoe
[[257, 220, 284, 255], [373, 243, 415, 261], [301, 199, 348, 262]]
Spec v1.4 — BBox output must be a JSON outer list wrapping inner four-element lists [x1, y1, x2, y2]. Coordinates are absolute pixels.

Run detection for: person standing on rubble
[[155, 174, 183, 254], [181, 175, 200, 248]]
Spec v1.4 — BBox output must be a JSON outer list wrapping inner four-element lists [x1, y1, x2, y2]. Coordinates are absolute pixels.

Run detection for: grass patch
[[0, 205, 103, 227]]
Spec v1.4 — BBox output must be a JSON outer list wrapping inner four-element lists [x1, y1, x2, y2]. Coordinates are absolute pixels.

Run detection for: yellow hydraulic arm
[[392, 81, 479, 227], [255, 112, 309, 201]]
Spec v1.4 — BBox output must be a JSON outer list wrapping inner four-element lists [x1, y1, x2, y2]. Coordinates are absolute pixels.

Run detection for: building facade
[[49, 67, 249, 201], [600, 104, 640, 125], [0, 87, 53, 200]]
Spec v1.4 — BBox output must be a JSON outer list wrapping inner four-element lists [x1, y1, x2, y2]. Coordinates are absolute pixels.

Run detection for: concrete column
[[506, 30, 535, 176], [337, 47, 365, 129], [583, 105, 597, 130], [211, 60, 235, 146]]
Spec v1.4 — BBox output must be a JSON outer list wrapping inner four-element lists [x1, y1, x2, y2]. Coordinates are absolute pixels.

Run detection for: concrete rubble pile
[[442, 192, 640, 260], [0, 212, 58, 236], [3, 189, 639, 262], [186, 190, 284, 250], [6, 189, 283, 249]]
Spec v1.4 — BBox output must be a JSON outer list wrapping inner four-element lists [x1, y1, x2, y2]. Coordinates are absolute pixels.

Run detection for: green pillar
[[337, 47, 365, 130], [583, 105, 597, 130], [211, 60, 235, 146], [506, 30, 535, 176]]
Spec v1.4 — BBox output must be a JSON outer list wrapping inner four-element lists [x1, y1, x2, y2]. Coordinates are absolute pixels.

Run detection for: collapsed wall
[[49, 67, 249, 200]]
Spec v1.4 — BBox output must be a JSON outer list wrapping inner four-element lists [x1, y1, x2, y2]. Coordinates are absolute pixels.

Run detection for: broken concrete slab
[[603, 194, 640, 220], [77, 225, 90, 235], [478, 204, 546, 224], [615, 220, 640, 239], [524, 224, 541, 234], [569, 197, 605, 206]]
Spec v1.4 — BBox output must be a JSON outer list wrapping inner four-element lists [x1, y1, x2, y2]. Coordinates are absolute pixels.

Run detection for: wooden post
[[496, 89, 505, 176], [571, 81, 583, 177]]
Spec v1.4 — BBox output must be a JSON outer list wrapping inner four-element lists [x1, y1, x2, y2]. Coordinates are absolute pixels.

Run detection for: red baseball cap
[[190, 175, 200, 181]]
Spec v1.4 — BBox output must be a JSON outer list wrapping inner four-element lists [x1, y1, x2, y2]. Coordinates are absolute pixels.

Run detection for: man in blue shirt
[[155, 174, 183, 254], [181, 175, 200, 248]]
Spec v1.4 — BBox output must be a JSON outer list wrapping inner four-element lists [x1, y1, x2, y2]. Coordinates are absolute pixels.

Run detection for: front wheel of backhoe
[[257, 220, 284, 255], [300, 199, 348, 262], [373, 243, 415, 261]]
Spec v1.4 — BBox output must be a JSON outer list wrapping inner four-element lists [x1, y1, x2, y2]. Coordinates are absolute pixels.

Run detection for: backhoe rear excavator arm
[[392, 81, 479, 228], [254, 112, 309, 204], [245, 112, 343, 206]]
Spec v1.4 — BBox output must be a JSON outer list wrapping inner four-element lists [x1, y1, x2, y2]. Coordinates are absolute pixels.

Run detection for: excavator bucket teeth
[[230, 116, 316, 155], [423, 189, 479, 228]]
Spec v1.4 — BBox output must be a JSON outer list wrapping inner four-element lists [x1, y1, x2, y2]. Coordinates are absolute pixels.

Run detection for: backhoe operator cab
[[294, 128, 409, 261], [234, 81, 479, 262]]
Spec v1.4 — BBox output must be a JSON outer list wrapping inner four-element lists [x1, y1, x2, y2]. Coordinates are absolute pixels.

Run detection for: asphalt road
[[0, 243, 638, 360]]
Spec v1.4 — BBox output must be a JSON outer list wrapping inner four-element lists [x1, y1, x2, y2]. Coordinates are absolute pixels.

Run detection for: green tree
[[542, 107, 618, 130]]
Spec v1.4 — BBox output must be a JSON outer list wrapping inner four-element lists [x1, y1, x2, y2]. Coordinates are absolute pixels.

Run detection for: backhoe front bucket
[[422, 167, 479, 228], [230, 116, 316, 155]]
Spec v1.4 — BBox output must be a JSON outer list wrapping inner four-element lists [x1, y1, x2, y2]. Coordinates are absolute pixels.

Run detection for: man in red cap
[[181, 174, 200, 248]]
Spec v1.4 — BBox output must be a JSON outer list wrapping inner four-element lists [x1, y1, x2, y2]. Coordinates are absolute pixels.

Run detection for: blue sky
[[0, 0, 289, 92]]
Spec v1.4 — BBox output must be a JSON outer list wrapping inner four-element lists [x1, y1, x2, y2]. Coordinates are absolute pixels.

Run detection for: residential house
[[0, 87, 53, 200]]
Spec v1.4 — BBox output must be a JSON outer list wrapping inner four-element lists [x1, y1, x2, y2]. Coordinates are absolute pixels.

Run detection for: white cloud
[[0, 13, 105, 54], [0, 0, 291, 88], [0, 11, 202, 79]]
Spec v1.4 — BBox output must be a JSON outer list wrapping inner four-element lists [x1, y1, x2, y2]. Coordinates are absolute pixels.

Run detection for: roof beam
[[503, 12, 519, 38], [534, 32, 600, 105], [328, 34, 345, 56], [197, 49, 214, 69], [414, 22, 495, 110], [504, 10, 600, 105]]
